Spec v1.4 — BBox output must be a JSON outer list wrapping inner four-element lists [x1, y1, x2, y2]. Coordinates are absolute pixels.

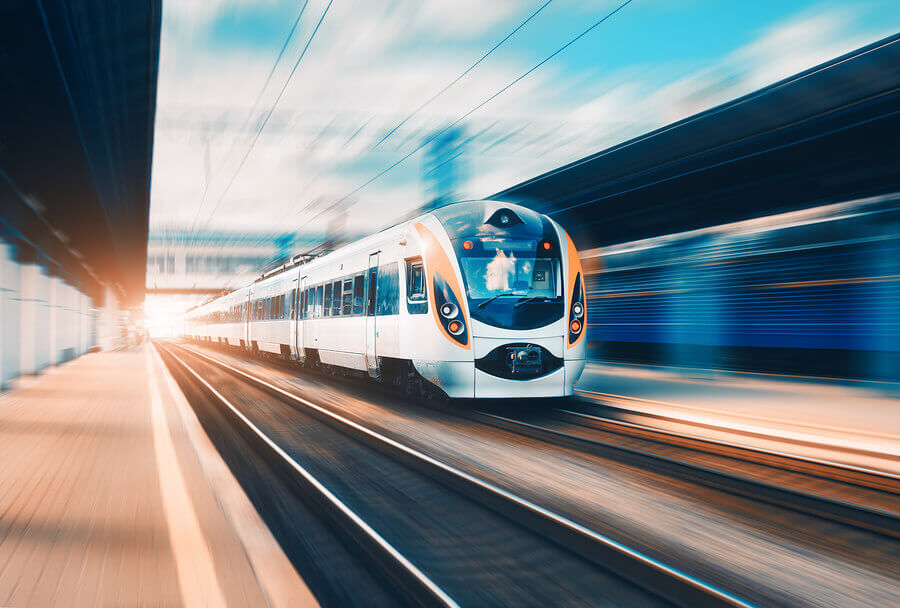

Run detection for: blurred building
[[422, 126, 467, 210]]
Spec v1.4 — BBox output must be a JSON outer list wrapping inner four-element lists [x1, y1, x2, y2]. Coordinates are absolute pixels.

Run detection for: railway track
[[157, 341, 757, 608], [253, 341, 900, 538], [472, 406, 900, 539]]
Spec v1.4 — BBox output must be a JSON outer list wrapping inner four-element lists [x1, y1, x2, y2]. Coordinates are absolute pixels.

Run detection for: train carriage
[[184, 200, 586, 399]]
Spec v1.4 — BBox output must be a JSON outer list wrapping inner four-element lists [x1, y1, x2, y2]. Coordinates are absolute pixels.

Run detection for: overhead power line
[[194, 0, 334, 237], [372, 0, 556, 149], [322, 0, 635, 215], [186, 0, 311, 247]]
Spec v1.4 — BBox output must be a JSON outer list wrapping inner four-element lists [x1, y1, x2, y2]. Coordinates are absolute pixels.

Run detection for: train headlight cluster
[[568, 273, 585, 344], [434, 272, 467, 346], [440, 302, 458, 319]]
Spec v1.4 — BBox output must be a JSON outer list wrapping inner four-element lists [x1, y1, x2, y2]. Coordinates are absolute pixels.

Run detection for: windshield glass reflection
[[457, 238, 564, 330]]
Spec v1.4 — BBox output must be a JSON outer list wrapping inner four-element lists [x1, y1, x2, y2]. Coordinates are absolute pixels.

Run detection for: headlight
[[434, 272, 467, 346], [440, 302, 458, 319], [568, 273, 585, 344]]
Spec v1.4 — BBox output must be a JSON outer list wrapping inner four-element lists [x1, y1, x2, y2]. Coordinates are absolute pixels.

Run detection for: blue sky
[[150, 0, 900, 233]]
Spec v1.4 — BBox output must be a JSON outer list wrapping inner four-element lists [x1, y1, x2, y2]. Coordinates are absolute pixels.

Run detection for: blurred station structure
[[144, 227, 322, 335], [0, 0, 160, 385]]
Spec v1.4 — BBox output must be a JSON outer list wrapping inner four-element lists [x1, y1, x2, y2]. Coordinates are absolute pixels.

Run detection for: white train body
[[183, 201, 586, 399]]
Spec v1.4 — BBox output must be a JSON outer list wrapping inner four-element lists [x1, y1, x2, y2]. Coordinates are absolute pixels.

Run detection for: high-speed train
[[183, 200, 586, 399]]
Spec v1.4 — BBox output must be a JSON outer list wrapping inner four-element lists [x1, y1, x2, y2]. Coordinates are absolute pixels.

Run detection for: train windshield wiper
[[477, 293, 516, 310], [514, 296, 552, 309]]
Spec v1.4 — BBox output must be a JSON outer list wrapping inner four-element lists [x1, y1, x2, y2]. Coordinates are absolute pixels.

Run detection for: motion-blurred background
[[1, 0, 898, 381], [147, 1, 899, 382]]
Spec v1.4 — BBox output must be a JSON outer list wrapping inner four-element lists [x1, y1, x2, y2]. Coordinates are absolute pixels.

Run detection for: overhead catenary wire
[[372, 0, 556, 150], [316, 0, 635, 222], [188, 0, 312, 235], [184, 0, 312, 259], [191, 0, 334, 240]]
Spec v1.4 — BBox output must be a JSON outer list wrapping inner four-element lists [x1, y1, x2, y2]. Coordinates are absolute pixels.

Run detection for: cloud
[[150, 2, 895, 239]]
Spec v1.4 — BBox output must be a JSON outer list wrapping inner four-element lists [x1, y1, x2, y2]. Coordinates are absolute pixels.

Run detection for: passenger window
[[342, 278, 353, 316], [316, 285, 323, 317], [323, 283, 332, 316], [366, 268, 377, 316], [353, 274, 365, 315], [406, 259, 427, 315], [376, 262, 399, 315], [332, 281, 342, 316]]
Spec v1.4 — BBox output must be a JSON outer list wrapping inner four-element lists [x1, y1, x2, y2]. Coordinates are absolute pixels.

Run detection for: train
[[183, 200, 587, 399]]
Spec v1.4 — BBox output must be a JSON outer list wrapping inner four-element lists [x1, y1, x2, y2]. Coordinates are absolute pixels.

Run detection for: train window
[[353, 275, 365, 315], [332, 281, 342, 316], [279, 294, 285, 319], [323, 283, 332, 316], [315, 285, 323, 317], [406, 259, 427, 315], [342, 278, 353, 316], [290, 288, 297, 320], [376, 263, 399, 315], [367, 268, 377, 316]]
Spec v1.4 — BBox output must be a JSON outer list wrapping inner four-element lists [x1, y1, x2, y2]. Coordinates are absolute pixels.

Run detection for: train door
[[365, 253, 379, 378], [294, 275, 306, 360], [244, 290, 251, 349]]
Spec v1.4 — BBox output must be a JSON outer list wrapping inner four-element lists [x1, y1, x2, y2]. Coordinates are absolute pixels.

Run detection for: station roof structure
[[0, 0, 161, 305], [495, 34, 900, 250]]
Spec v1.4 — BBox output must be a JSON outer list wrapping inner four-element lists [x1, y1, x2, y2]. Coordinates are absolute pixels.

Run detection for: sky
[[149, 0, 900, 237]]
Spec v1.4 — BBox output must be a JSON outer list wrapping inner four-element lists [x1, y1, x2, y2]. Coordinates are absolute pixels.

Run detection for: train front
[[420, 201, 586, 399]]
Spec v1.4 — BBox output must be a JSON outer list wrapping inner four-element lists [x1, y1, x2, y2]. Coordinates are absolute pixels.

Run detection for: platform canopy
[[0, 0, 161, 305], [495, 34, 900, 250]]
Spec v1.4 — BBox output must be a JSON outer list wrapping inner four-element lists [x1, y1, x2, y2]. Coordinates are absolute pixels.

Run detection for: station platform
[[577, 363, 900, 474], [0, 345, 315, 607]]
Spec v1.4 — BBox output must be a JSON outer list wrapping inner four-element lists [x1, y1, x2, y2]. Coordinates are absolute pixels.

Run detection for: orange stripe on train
[[413, 222, 471, 350]]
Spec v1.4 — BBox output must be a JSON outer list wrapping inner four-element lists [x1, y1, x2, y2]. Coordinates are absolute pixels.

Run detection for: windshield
[[457, 238, 564, 330]]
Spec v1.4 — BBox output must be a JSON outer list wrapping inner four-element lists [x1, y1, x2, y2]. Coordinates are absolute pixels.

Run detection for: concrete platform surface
[[0, 345, 316, 607], [577, 363, 900, 473]]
